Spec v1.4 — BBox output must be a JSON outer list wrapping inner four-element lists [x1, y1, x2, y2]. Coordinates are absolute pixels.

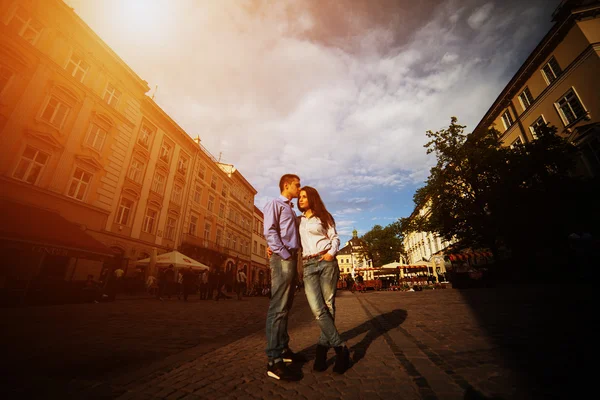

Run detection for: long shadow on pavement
[[295, 309, 408, 372]]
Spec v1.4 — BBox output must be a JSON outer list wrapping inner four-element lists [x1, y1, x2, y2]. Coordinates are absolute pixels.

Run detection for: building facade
[[0, 0, 257, 289], [473, 0, 600, 176], [251, 205, 268, 287], [335, 229, 375, 281]]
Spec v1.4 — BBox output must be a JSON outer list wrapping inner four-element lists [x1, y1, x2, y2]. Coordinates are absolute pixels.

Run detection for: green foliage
[[406, 117, 585, 257], [359, 222, 403, 267]]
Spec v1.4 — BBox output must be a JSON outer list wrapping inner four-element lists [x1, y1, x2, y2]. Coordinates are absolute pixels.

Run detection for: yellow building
[[251, 205, 269, 287], [403, 200, 455, 282], [473, 0, 600, 175], [335, 229, 375, 281], [0, 0, 257, 294]]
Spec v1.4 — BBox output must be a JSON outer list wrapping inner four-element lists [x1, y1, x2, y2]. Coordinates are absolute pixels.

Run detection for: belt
[[302, 249, 329, 261]]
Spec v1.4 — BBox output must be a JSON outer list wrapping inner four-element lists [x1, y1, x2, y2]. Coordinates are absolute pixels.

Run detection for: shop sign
[[32, 245, 70, 257]]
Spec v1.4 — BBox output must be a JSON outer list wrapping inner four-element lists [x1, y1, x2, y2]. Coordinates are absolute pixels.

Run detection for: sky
[[65, 0, 559, 244]]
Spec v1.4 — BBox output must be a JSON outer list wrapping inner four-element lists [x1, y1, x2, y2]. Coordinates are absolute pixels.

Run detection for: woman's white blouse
[[298, 214, 340, 258]]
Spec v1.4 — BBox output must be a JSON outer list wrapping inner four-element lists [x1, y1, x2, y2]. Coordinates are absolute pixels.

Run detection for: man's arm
[[263, 200, 291, 259]]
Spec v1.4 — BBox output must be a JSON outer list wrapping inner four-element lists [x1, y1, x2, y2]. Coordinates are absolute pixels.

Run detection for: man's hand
[[320, 253, 334, 262], [266, 247, 273, 258]]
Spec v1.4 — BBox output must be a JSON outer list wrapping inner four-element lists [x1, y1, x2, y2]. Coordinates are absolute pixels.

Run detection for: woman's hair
[[299, 186, 335, 230]]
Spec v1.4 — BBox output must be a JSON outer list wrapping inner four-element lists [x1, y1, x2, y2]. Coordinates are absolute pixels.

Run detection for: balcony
[[181, 234, 233, 255]]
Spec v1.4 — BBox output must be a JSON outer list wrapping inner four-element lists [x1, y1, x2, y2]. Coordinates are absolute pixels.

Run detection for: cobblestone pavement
[[1, 285, 591, 399]]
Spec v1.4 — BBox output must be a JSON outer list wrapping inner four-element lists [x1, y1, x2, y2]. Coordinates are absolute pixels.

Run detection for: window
[[253, 240, 258, 254], [160, 141, 172, 162], [222, 185, 228, 197], [138, 125, 153, 148], [8, 7, 43, 44], [67, 167, 92, 201], [103, 83, 121, 107], [542, 56, 561, 85], [143, 208, 158, 233], [216, 229, 222, 246], [165, 217, 176, 240], [40, 96, 70, 128], [85, 124, 107, 152], [530, 116, 546, 139], [219, 203, 225, 218], [556, 88, 586, 126], [210, 173, 217, 189], [177, 158, 187, 174], [208, 195, 214, 212], [65, 53, 89, 83], [226, 233, 231, 248], [0, 65, 14, 95], [198, 163, 205, 179], [13, 145, 49, 184], [244, 241, 249, 255], [510, 136, 523, 149], [501, 110, 513, 130], [171, 184, 182, 205], [189, 215, 198, 236], [128, 158, 144, 183], [260, 244, 266, 257], [116, 197, 134, 225], [232, 236, 237, 250], [204, 222, 211, 241], [193, 186, 202, 203], [518, 87, 534, 111], [151, 172, 166, 194]]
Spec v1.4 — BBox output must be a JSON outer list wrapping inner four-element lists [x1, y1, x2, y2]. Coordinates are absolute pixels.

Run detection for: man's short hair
[[279, 174, 300, 192]]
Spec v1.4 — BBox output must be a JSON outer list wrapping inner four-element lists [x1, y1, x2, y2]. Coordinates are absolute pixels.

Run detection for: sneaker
[[267, 361, 301, 381], [281, 348, 308, 363]]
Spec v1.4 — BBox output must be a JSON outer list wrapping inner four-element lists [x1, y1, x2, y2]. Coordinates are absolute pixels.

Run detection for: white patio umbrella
[[136, 250, 209, 271]]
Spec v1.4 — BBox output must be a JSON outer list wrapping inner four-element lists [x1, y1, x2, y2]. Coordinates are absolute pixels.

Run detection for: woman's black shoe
[[333, 345, 351, 374], [313, 344, 328, 372]]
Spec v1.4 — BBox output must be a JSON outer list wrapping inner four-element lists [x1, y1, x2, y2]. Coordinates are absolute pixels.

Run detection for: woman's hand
[[320, 252, 334, 262]]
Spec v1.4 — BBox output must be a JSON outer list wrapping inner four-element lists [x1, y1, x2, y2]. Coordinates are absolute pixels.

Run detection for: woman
[[297, 186, 351, 374]]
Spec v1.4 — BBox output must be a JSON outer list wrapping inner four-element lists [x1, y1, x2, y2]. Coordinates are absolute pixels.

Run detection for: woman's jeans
[[303, 258, 343, 348], [265, 253, 297, 360]]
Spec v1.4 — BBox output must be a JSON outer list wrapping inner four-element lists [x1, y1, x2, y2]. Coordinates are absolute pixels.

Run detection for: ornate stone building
[[0, 0, 257, 292]]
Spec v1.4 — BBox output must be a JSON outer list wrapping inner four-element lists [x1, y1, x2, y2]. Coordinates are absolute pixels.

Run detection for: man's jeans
[[265, 253, 297, 359], [303, 258, 343, 348]]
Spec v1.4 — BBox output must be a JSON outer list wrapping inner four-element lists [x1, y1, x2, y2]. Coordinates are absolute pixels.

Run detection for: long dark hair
[[299, 186, 335, 230]]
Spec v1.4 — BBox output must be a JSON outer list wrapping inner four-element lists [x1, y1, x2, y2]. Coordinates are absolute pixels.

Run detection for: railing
[[182, 234, 250, 257]]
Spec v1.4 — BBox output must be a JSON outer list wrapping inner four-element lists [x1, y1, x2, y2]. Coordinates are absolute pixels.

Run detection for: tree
[[360, 222, 403, 267], [408, 117, 582, 261]]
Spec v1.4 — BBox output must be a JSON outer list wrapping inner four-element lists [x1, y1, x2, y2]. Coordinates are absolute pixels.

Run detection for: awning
[[447, 252, 493, 261], [0, 199, 113, 259]]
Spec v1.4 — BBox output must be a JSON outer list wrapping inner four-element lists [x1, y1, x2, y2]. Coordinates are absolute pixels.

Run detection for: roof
[[337, 245, 352, 255], [0, 199, 113, 258]]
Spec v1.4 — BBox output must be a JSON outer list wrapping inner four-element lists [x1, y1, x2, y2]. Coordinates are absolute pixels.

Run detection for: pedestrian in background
[[181, 267, 195, 302], [236, 268, 247, 300]]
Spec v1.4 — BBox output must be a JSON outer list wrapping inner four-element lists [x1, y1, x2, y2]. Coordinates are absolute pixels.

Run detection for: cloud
[[67, 0, 558, 237], [467, 2, 495, 30], [334, 208, 363, 216]]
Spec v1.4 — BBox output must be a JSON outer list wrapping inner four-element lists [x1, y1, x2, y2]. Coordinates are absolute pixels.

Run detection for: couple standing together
[[263, 174, 351, 381]]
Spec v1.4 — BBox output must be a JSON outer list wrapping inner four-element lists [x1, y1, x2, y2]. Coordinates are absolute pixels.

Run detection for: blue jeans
[[303, 258, 343, 347], [265, 253, 297, 359]]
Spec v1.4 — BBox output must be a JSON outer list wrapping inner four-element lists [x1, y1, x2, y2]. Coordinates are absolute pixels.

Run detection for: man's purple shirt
[[263, 195, 300, 260]]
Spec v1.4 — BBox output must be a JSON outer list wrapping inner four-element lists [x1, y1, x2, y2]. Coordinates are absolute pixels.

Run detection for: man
[[236, 268, 247, 300], [263, 174, 305, 381], [181, 267, 195, 302], [164, 264, 175, 299]]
